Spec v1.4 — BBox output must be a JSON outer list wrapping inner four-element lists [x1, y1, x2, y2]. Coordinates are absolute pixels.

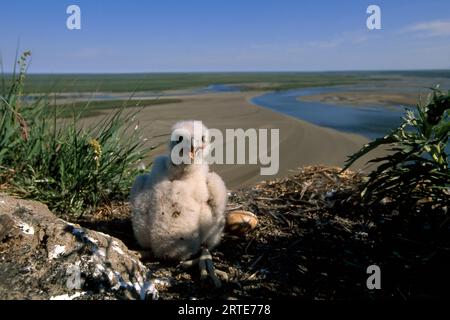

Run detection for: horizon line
[[14, 68, 450, 75]]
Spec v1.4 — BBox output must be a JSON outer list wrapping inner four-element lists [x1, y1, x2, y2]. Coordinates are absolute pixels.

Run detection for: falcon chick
[[130, 120, 228, 287]]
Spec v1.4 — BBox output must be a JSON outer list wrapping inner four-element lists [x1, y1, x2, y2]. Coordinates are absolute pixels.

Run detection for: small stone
[[225, 210, 258, 235]]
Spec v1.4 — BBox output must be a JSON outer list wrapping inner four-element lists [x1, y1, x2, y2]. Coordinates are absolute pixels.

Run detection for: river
[[250, 86, 405, 140]]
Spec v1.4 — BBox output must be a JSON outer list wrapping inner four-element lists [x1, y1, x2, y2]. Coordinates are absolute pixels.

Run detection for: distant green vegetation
[[4, 70, 449, 94], [40, 98, 182, 118], [364, 70, 450, 79], [2, 72, 391, 94]]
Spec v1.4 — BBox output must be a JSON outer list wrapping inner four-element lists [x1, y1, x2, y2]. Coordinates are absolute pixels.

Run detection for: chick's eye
[[202, 136, 206, 143], [177, 136, 183, 143]]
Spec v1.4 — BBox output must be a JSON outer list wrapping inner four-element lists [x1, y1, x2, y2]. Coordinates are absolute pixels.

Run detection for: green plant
[[0, 50, 31, 165], [1, 51, 149, 216], [343, 87, 449, 209]]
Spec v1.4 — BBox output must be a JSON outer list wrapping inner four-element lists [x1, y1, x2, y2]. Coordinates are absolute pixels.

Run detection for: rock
[[225, 210, 258, 235], [0, 193, 158, 300]]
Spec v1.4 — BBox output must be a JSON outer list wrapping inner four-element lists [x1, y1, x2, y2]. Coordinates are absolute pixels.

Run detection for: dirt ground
[[75, 166, 450, 300]]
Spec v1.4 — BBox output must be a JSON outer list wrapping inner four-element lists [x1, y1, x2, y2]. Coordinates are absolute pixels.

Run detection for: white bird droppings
[[49, 292, 85, 300], [18, 222, 34, 235], [112, 241, 124, 255], [86, 236, 98, 244], [49, 245, 66, 260], [97, 248, 106, 257], [137, 281, 158, 300]]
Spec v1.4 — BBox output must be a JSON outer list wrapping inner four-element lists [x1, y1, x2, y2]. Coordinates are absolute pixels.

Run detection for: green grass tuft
[[1, 52, 149, 217]]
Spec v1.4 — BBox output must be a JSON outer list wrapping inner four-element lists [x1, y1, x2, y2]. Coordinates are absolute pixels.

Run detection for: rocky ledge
[[0, 193, 158, 300]]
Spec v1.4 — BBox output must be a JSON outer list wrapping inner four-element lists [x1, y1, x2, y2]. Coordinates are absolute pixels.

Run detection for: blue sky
[[1, 0, 450, 72]]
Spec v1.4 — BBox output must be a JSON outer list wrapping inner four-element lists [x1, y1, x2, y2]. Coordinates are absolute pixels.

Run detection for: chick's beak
[[189, 138, 198, 160], [189, 143, 195, 160], [189, 138, 206, 161]]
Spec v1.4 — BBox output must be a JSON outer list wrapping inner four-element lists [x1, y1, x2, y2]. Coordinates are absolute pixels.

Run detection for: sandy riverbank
[[298, 91, 419, 107], [81, 91, 382, 189]]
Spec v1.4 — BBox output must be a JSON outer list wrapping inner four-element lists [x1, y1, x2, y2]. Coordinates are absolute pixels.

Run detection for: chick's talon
[[179, 258, 200, 269], [179, 248, 225, 288]]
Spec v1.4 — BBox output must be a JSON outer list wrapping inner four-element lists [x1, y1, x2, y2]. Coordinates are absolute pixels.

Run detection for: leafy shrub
[[343, 87, 449, 210]]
